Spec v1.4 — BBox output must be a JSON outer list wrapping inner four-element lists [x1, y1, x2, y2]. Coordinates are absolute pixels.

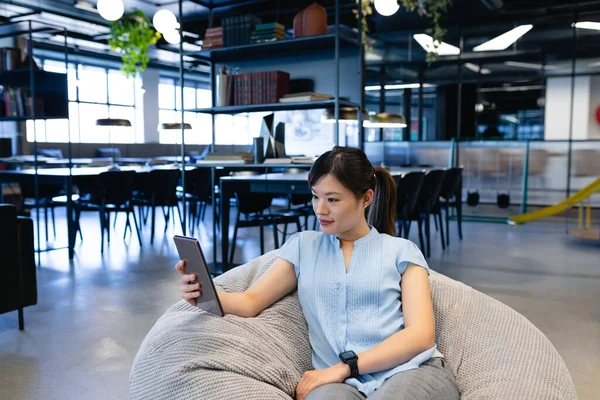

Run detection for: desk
[[219, 168, 425, 272]]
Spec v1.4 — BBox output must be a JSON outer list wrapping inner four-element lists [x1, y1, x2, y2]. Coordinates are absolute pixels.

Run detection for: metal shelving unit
[[0, 20, 72, 260], [174, 0, 365, 272]]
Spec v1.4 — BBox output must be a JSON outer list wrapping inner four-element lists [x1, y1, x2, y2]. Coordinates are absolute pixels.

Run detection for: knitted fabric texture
[[130, 251, 577, 400]]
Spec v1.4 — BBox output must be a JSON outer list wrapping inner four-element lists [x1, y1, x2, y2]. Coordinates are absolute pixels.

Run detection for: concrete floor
[[0, 206, 599, 400]]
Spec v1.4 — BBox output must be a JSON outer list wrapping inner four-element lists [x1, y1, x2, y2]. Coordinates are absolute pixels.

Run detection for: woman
[[176, 147, 459, 400]]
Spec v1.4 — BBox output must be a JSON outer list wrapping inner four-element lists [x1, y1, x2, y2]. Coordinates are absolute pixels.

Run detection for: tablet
[[173, 235, 224, 317]]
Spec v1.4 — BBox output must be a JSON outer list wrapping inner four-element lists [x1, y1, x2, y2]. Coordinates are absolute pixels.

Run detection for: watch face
[[340, 351, 356, 360]]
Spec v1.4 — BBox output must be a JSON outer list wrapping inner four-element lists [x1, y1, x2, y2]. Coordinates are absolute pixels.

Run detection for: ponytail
[[367, 167, 397, 236]]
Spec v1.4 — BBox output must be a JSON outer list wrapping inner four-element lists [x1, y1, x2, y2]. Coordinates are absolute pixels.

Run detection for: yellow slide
[[509, 177, 600, 225]]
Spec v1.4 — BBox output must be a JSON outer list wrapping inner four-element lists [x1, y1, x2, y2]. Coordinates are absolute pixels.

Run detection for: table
[[218, 167, 426, 272], [0, 163, 312, 261], [0, 165, 189, 258]]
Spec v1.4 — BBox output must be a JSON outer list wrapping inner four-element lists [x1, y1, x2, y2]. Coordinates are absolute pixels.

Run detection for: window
[[26, 59, 138, 144], [158, 78, 212, 144]]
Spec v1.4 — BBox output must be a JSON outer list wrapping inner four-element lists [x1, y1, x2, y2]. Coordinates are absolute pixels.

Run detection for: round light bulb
[[374, 0, 400, 17], [97, 0, 124, 22], [163, 29, 181, 45], [153, 9, 179, 34]]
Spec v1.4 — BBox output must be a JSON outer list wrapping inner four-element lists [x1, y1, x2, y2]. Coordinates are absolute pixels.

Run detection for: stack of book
[[279, 92, 332, 103], [196, 152, 253, 164], [250, 22, 286, 44], [203, 27, 223, 49]]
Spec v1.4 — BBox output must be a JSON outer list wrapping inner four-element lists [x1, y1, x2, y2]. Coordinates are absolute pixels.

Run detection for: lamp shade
[[364, 113, 407, 128], [322, 107, 368, 123], [159, 122, 192, 130], [96, 118, 132, 127]]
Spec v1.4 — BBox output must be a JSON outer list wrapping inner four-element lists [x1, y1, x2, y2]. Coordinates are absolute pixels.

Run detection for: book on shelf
[[279, 92, 333, 103], [291, 156, 317, 164], [225, 70, 290, 106], [262, 156, 316, 165], [203, 27, 223, 49], [195, 159, 248, 165], [203, 152, 253, 163], [222, 15, 261, 47], [262, 157, 292, 164]]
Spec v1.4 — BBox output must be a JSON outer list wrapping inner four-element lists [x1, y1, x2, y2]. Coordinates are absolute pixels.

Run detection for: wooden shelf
[[186, 99, 360, 114], [186, 29, 359, 62]]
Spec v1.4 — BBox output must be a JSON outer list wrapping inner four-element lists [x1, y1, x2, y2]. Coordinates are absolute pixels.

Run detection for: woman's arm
[[217, 257, 298, 317], [331, 263, 435, 377], [178, 257, 298, 318]]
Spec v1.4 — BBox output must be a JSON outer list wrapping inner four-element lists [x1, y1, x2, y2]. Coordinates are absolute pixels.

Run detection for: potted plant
[[109, 9, 161, 78], [356, 0, 452, 60]]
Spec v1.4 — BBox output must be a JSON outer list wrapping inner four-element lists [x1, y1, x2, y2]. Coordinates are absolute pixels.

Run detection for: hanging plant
[[109, 10, 161, 78], [355, 0, 452, 61]]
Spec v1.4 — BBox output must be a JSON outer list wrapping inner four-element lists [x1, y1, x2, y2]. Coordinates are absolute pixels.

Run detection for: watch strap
[[347, 357, 359, 378]]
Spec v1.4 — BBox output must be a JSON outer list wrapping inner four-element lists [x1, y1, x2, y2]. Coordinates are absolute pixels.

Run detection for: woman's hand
[[295, 363, 349, 400], [175, 260, 201, 307]]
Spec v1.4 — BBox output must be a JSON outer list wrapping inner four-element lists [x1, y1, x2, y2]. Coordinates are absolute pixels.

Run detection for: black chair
[[0, 204, 36, 330], [229, 171, 302, 264], [280, 168, 314, 231], [395, 171, 425, 239], [177, 167, 213, 235], [95, 147, 121, 159], [436, 167, 464, 246], [405, 169, 447, 258], [19, 181, 64, 242], [76, 170, 142, 253], [133, 168, 182, 244]]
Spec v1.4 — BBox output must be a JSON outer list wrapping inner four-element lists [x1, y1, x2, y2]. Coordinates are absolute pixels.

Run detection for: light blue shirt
[[277, 227, 440, 396]]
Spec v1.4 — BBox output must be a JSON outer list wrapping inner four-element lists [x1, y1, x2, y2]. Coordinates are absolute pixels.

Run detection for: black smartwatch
[[339, 350, 359, 378]]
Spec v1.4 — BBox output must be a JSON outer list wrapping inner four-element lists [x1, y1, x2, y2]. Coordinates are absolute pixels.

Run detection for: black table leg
[[66, 176, 76, 259], [220, 178, 232, 272], [211, 167, 217, 267]]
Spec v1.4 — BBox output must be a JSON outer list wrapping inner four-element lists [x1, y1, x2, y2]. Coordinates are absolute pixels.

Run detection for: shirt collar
[[330, 226, 379, 247]]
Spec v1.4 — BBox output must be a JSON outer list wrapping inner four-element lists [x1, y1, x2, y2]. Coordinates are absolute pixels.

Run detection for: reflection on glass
[[108, 70, 135, 106], [78, 65, 107, 103], [109, 106, 136, 143], [45, 119, 69, 143], [26, 120, 46, 142], [79, 103, 108, 143]]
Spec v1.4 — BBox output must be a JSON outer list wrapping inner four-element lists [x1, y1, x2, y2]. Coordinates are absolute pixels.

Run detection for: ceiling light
[[97, 0, 124, 22], [465, 63, 491, 74], [413, 34, 460, 56], [473, 24, 533, 52], [163, 29, 181, 45], [504, 61, 556, 70], [374, 0, 399, 17], [574, 21, 600, 31], [153, 9, 179, 34]]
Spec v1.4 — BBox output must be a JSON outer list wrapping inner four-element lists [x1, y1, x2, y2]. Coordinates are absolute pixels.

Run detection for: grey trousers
[[305, 357, 459, 400]]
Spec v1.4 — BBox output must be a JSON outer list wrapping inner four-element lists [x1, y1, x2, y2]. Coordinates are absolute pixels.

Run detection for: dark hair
[[308, 146, 397, 236]]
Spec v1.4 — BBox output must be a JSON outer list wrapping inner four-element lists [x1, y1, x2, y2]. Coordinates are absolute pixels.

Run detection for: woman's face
[[311, 174, 373, 236]]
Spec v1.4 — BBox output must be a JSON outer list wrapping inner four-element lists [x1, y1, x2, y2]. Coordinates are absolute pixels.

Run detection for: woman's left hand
[[295, 363, 349, 400]]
